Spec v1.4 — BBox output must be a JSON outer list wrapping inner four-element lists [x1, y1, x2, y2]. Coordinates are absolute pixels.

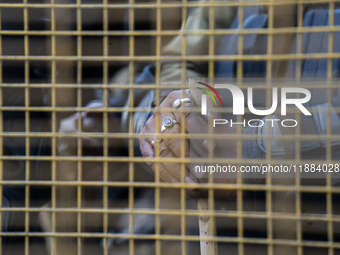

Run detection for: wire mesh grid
[[0, 0, 340, 255]]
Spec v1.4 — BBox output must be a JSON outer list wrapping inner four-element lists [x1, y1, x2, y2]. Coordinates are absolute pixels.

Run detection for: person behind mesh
[[59, 2, 340, 255]]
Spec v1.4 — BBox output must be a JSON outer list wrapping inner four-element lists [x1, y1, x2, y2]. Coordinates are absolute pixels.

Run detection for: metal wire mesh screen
[[1, 1, 340, 255]]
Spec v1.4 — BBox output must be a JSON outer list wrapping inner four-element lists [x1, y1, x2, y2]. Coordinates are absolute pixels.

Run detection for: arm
[[159, 0, 236, 97], [135, 0, 237, 156]]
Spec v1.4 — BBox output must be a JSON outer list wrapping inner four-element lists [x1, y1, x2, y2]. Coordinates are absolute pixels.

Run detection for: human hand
[[58, 100, 104, 150], [58, 100, 107, 180], [139, 90, 238, 199]]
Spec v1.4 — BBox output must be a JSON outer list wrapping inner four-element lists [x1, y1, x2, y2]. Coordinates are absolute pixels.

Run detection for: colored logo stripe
[[196, 82, 223, 106], [197, 87, 217, 106]]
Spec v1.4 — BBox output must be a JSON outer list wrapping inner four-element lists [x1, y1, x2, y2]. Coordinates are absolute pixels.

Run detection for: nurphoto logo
[[196, 82, 223, 115], [196, 82, 312, 128]]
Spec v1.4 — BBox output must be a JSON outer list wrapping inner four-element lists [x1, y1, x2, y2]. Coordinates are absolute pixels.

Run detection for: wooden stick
[[198, 198, 218, 255], [189, 78, 217, 255]]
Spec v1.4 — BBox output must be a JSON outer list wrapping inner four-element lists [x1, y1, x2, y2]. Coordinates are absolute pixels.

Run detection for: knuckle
[[166, 125, 180, 135], [166, 136, 181, 149], [159, 146, 169, 158], [166, 90, 187, 106], [142, 153, 156, 171], [140, 146, 152, 158], [168, 90, 181, 98], [185, 111, 192, 120], [174, 107, 189, 121]]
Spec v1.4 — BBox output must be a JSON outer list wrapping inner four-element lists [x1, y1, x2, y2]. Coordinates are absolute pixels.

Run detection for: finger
[[85, 100, 103, 109], [157, 94, 212, 179], [146, 99, 197, 169], [154, 140, 190, 182], [82, 116, 103, 132], [171, 105, 215, 180], [139, 136, 177, 183], [59, 113, 78, 133], [81, 101, 104, 131], [160, 128, 205, 180], [169, 89, 222, 152], [169, 174, 204, 199], [172, 99, 221, 182], [139, 137, 155, 159], [190, 163, 211, 179], [172, 101, 216, 154], [140, 113, 192, 183], [195, 178, 237, 199], [183, 176, 205, 198], [186, 189, 206, 199], [160, 122, 192, 172], [82, 100, 104, 119], [139, 115, 157, 170], [214, 188, 237, 199]]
